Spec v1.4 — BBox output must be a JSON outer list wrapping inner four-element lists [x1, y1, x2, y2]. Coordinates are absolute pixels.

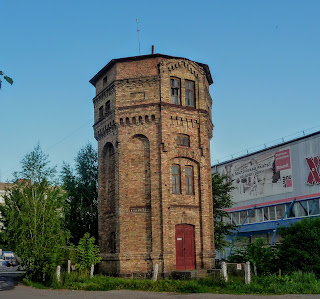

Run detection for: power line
[[1, 118, 93, 178], [213, 124, 320, 164], [136, 19, 141, 55], [44, 118, 93, 152]]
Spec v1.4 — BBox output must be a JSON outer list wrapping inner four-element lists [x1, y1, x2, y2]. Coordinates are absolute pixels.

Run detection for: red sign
[[306, 157, 320, 185], [275, 149, 291, 172]]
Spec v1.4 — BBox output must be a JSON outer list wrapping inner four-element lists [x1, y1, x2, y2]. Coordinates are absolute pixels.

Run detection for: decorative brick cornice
[[159, 59, 205, 80], [93, 83, 116, 108], [118, 102, 160, 111], [115, 75, 160, 90], [117, 102, 208, 114], [94, 120, 117, 141]]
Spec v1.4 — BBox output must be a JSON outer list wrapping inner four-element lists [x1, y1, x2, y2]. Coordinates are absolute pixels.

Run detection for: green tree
[[0, 145, 68, 281], [229, 238, 277, 275], [75, 233, 101, 275], [246, 238, 277, 275], [278, 217, 320, 276], [13, 143, 56, 184], [0, 71, 13, 89], [212, 172, 236, 251], [61, 143, 98, 244]]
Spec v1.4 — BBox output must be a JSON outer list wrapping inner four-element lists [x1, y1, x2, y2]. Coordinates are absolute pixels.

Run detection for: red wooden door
[[175, 224, 195, 270]]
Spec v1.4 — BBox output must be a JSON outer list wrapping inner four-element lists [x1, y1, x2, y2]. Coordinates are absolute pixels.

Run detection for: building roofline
[[211, 130, 320, 168], [89, 53, 213, 86]]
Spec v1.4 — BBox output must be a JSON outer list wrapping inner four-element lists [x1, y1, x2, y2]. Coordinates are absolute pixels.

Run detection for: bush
[[229, 238, 277, 275], [278, 217, 320, 276], [75, 233, 102, 275]]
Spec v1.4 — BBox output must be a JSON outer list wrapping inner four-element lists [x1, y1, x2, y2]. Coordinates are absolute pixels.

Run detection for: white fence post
[[67, 260, 71, 274], [245, 261, 251, 285], [221, 261, 228, 282], [90, 264, 94, 277], [56, 266, 61, 282], [152, 263, 159, 282]]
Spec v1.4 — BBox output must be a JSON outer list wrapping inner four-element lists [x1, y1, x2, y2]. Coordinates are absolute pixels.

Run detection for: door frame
[[175, 224, 196, 270]]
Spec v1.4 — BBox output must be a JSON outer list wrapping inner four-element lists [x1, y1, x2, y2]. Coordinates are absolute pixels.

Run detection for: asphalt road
[[3, 283, 320, 299]]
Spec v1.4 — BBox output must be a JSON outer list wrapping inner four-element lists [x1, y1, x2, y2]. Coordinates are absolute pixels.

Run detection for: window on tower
[[172, 165, 181, 194], [171, 78, 181, 105], [99, 106, 104, 119], [103, 75, 108, 86], [105, 101, 111, 115], [185, 166, 194, 195], [185, 80, 195, 107], [177, 134, 190, 147]]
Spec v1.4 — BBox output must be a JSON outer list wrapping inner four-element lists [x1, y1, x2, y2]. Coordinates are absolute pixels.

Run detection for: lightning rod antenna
[[136, 19, 141, 55]]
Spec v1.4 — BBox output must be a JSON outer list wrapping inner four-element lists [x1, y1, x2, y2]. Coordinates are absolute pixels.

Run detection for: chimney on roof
[[151, 45, 154, 54]]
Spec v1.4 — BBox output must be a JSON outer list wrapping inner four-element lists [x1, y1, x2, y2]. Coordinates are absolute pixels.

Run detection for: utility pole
[[136, 19, 141, 55]]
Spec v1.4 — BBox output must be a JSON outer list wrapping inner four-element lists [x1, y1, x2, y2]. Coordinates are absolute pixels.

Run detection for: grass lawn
[[23, 271, 320, 294]]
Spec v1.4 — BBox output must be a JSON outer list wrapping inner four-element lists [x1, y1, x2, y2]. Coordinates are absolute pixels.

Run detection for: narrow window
[[240, 210, 248, 223], [231, 212, 240, 225], [269, 206, 276, 220], [99, 106, 104, 119], [263, 207, 269, 221], [185, 80, 195, 107], [308, 198, 320, 215], [171, 78, 180, 105], [276, 204, 285, 219], [185, 166, 194, 195], [103, 75, 108, 86], [172, 165, 181, 194], [248, 209, 255, 223], [105, 101, 110, 115], [255, 208, 263, 223], [177, 134, 190, 146]]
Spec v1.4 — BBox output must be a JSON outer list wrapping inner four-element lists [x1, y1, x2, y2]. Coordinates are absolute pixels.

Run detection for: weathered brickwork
[[90, 54, 215, 275]]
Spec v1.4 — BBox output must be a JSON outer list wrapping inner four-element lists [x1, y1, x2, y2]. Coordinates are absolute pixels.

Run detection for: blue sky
[[1, 0, 320, 181]]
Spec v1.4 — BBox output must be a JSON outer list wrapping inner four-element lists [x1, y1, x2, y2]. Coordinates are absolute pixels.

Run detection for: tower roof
[[89, 53, 213, 86]]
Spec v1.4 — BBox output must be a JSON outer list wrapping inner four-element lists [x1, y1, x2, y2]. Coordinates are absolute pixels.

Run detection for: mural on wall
[[218, 147, 293, 203]]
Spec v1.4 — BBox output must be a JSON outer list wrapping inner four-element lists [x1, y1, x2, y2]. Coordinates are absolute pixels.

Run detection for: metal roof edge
[[212, 130, 320, 168]]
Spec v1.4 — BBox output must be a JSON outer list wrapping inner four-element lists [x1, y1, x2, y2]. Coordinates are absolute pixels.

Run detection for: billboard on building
[[217, 147, 293, 203]]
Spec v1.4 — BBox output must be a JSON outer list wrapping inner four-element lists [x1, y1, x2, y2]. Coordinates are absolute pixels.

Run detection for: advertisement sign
[[306, 156, 320, 185], [218, 147, 293, 203]]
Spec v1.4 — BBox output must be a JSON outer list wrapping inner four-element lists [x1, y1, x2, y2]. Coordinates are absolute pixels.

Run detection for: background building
[[0, 183, 6, 205], [90, 53, 215, 275], [212, 131, 320, 256], [0, 183, 12, 229]]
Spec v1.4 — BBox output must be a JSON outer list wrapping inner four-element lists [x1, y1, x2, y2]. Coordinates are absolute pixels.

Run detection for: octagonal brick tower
[[89, 53, 215, 276]]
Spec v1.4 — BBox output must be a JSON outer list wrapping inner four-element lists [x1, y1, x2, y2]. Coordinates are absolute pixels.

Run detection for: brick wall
[[92, 54, 215, 275]]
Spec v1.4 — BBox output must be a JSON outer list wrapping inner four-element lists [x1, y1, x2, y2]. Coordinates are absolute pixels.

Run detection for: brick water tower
[[89, 53, 215, 275]]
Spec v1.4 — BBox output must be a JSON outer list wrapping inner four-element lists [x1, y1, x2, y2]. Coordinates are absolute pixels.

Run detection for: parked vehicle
[[0, 251, 19, 267]]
